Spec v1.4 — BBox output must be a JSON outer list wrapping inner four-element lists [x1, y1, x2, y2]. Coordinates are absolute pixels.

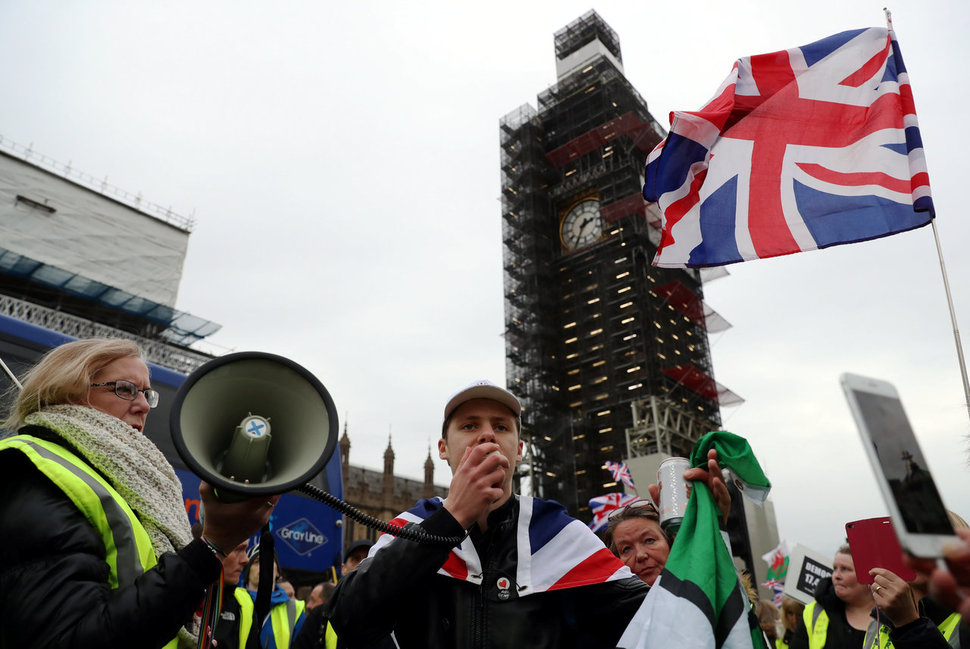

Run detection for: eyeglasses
[[607, 499, 659, 521], [90, 380, 160, 408]]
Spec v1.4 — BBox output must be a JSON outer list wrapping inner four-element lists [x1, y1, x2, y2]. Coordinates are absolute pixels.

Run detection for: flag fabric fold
[[588, 492, 640, 533], [644, 26, 933, 269], [617, 431, 771, 649], [370, 495, 633, 597]]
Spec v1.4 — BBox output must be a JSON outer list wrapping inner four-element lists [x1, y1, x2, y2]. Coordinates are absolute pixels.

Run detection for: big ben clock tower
[[500, 12, 738, 517]]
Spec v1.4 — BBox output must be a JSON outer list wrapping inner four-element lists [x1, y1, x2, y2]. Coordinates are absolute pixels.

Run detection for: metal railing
[[0, 295, 211, 374], [0, 135, 195, 232]]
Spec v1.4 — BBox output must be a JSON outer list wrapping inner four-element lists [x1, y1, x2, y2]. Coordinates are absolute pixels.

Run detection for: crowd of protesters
[[4, 339, 970, 649]]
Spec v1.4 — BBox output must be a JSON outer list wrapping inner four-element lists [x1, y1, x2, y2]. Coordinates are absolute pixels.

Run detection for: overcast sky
[[2, 0, 969, 561]]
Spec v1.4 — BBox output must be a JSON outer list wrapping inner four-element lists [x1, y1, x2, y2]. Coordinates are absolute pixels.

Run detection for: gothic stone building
[[338, 426, 448, 547]]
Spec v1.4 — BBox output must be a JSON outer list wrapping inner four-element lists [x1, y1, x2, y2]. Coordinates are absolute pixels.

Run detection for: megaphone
[[170, 351, 337, 498], [171, 350, 464, 547]]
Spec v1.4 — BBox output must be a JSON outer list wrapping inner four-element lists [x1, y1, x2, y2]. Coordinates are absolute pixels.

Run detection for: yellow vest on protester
[[802, 601, 829, 649], [862, 611, 961, 649], [267, 598, 305, 649], [235, 587, 255, 649], [325, 620, 338, 649], [0, 435, 179, 649]]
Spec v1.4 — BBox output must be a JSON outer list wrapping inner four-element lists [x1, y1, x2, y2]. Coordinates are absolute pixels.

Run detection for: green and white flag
[[617, 431, 770, 649]]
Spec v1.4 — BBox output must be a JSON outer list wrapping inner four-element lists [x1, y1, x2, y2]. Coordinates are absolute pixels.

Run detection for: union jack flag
[[604, 460, 636, 490], [761, 579, 786, 607], [588, 492, 640, 533], [370, 495, 632, 596], [645, 24, 933, 268]]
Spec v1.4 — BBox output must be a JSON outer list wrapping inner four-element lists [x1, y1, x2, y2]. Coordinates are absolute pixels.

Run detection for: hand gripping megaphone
[[170, 351, 462, 546]]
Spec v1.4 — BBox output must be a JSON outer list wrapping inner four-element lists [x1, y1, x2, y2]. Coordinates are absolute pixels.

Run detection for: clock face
[[560, 199, 603, 251]]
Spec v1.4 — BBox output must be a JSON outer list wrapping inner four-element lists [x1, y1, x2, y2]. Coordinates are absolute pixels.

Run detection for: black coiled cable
[[295, 483, 466, 546]]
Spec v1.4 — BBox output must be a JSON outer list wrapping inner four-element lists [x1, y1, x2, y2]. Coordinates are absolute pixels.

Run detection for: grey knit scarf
[[25, 404, 193, 554], [25, 405, 200, 647]]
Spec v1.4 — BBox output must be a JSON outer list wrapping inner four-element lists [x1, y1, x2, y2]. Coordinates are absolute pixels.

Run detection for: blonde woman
[[0, 339, 276, 649], [778, 596, 805, 648], [790, 544, 874, 649]]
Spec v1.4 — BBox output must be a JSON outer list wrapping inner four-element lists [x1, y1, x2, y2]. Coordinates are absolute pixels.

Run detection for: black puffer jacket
[[788, 577, 865, 649], [326, 497, 649, 649], [0, 430, 222, 649]]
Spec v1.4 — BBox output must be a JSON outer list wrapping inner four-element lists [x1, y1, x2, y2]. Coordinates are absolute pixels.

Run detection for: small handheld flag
[[604, 460, 636, 490], [588, 492, 641, 533]]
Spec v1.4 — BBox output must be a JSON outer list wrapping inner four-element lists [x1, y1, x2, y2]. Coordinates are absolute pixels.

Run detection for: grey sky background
[[2, 1, 968, 561]]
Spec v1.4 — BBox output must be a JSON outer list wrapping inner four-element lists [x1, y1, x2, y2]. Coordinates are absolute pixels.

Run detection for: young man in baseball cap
[[326, 380, 650, 648]]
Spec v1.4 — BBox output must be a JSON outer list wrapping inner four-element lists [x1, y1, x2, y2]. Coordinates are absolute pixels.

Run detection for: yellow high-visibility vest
[[267, 597, 305, 649], [235, 586, 255, 648], [802, 601, 829, 649], [862, 610, 961, 649], [325, 620, 338, 649], [0, 435, 178, 649]]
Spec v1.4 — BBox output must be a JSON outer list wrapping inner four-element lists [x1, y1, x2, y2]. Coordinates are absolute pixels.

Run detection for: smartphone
[[840, 373, 955, 558], [845, 517, 916, 583]]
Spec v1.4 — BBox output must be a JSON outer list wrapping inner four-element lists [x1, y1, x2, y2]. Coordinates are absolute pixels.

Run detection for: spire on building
[[383, 427, 395, 475], [339, 418, 350, 469], [423, 444, 435, 499]]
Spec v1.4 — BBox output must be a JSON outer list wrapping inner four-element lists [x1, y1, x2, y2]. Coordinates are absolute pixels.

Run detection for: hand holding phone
[[869, 566, 921, 626], [840, 373, 956, 558], [845, 517, 915, 583]]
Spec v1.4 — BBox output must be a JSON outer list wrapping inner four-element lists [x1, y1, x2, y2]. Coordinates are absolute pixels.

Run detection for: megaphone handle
[[296, 484, 466, 547]]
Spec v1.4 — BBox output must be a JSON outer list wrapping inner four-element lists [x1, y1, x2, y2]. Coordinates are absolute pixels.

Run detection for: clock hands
[[573, 216, 597, 243], [561, 200, 600, 250]]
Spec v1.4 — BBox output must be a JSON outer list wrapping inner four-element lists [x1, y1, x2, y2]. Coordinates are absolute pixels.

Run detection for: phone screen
[[853, 390, 952, 535]]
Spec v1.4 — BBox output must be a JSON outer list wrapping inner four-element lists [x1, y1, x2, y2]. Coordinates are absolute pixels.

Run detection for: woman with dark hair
[[605, 450, 733, 588], [0, 339, 276, 649], [604, 500, 672, 586]]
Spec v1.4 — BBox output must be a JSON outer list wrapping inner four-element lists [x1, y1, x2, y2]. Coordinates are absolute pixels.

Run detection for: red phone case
[[845, 517, 916, 584]]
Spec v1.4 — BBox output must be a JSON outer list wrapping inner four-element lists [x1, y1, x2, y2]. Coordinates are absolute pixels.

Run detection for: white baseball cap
[[443, 379, 522, 420]]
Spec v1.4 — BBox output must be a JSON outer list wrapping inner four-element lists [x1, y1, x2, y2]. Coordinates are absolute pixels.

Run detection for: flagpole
[[930, 219, 970, 421], [886, 7, 968, 419]]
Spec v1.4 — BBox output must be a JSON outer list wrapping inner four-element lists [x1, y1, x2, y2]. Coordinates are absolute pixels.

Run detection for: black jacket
[[868, 595, 967, 649], [325, 497, 649, 649], [789, 578, 866, 649], [215, 586, 261, 649], [0, 430, 222, 649]]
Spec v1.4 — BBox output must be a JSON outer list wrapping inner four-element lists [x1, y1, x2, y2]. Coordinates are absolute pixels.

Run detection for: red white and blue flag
[[645, 25, 933, 268], [604, 460, 636, 490], [370, 495, 633, 596], [588, 492, 640, 533]]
